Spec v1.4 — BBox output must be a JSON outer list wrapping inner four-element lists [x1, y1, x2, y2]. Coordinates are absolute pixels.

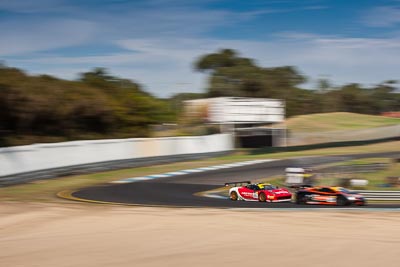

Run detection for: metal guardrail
[[358, 190, 400, 201], [319, 163, 389, 174], [336, 163, 389, 173]]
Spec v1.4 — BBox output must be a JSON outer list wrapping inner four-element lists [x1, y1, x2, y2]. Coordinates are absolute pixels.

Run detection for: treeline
[[1, 49, 399, 146], [182, 49, 400, 117], [0, 66, 174, 146]]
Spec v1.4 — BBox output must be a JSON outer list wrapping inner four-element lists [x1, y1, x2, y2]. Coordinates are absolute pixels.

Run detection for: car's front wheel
[[258, 192, 266, 202], [336, 195, 348, 206], [296, 193, 307, 204], [230, 191, 238, 201]]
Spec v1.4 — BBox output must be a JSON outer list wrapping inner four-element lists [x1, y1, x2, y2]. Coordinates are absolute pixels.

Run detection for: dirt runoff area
[[0, 203, 399, 267]]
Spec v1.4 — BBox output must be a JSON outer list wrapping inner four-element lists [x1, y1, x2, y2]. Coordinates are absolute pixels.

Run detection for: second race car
[[227, 181, 292, 202], [295, 186, 366, 206]]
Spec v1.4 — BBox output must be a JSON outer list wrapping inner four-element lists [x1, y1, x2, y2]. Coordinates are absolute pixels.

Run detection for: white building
[[184, 97, 286, 147]]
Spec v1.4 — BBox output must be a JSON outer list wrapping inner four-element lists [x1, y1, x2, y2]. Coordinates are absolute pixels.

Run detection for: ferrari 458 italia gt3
[[226, 181, 292, 202]]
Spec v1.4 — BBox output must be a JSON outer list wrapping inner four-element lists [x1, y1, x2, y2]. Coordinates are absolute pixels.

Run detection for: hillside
[[284, 112, 400, 133]]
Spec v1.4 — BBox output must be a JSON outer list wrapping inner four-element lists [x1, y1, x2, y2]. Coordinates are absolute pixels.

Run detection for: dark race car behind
[[296, 186, 366, 206]]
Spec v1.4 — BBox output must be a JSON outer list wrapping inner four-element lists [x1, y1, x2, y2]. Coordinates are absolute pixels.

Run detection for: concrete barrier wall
[[0, 134, 234, 178]]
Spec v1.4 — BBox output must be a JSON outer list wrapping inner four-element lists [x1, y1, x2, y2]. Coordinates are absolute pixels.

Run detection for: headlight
[[347, 196, 356, 200]]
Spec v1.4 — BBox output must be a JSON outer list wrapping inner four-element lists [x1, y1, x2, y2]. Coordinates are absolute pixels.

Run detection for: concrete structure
[[184, 97, 284, 124], [184, 97, 286, 148]]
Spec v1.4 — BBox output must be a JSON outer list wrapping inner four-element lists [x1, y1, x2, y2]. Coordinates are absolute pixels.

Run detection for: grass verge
[[283, 112, 400, 133]]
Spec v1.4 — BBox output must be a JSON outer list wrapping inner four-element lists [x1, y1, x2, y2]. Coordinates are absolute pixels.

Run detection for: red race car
[[226, 181, 292, 202]]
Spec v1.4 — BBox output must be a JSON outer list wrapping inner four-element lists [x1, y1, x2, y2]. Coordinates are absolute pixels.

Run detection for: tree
[[194, 49, 307, 115], [195, 49, 239, 72], [0, 65, 175, 146]]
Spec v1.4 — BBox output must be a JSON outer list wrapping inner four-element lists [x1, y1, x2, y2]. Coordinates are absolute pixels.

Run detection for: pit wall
[[0, 134, 234, 186]]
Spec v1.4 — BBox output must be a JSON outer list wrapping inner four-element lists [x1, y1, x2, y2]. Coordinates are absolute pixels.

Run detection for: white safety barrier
[[0, 134, 234, 177]]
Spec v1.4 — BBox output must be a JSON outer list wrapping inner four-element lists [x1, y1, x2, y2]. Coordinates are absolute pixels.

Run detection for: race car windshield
[[262, 185, 277, 190], [338, 188, 354, 194]]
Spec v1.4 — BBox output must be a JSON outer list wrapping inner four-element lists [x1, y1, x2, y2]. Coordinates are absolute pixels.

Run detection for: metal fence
[[317, 163, 389, 175], [358, 190, 400, 201]]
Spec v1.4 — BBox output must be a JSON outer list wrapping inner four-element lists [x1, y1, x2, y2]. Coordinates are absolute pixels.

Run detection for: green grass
[[339, 158, 389, 166], [314, 162, 400, 190], [1, 140, 400, 202], [311, 157, 399, 190], [322, 157, 390, 167], [283, 112, 400, 133], [359, 163, 400, 188]]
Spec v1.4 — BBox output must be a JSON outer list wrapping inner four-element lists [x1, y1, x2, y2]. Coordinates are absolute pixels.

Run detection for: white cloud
[[0, 2, 398, 97], [362, 6, 400, 27], [9, 34, 400, 97], [0, 1, 330, 57], [0, 1, 236, 57], [0, 19, 96, 56], [302, 5, 329, 11]]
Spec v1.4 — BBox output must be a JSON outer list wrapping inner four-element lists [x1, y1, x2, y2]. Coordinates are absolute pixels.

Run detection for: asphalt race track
[[71, 152, 400, 209]]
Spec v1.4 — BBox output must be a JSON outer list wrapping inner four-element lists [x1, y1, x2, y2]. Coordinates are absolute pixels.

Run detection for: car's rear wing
[[224, 181, 251, 187]]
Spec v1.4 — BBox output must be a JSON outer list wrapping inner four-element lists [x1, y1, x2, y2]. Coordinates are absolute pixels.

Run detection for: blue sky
[[0, 0, 399, 97]]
